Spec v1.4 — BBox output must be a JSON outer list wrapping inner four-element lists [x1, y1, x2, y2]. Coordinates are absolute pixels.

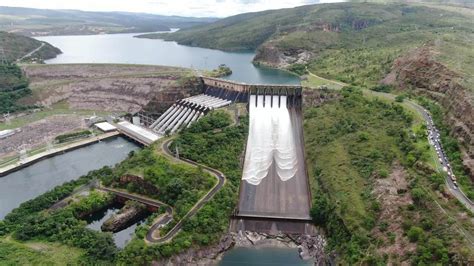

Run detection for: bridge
[[98, 186, 166, 212]]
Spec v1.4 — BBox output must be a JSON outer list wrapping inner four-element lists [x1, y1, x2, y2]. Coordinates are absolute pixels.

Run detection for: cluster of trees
[[54, 130, 92, 143], [110, 147, 215, 221], [117, 110, 248, 263], [305, 87, 468, 264], [0, 64, 36, 114], [208, 64, 232, 78], [1, 167, 117, 263]]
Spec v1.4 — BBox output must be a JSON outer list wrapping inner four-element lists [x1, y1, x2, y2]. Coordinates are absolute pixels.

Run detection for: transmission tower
[[0, 47, 7, 65]]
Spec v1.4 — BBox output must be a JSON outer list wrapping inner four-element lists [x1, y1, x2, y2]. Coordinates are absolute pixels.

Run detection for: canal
[[0, 137, 139, 219]]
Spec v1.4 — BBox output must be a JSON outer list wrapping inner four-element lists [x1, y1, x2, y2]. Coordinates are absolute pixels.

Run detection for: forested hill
[[0, 6, 217, 36], [0, 31, 61, 62]]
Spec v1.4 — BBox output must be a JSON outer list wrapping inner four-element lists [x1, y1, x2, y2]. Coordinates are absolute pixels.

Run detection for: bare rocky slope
[[20, 64, 201, 113], [383, 46, 474, 178]]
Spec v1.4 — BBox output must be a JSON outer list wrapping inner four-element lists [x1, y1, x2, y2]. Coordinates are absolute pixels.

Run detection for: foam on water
[[242, 95, 298, 185]]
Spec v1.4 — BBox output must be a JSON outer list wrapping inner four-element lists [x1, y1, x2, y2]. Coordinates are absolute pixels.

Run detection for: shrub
[[407, 226, 424, 242]]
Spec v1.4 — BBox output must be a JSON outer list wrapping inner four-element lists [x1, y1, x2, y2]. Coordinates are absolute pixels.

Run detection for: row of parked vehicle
[[426, 111, 458, 189]]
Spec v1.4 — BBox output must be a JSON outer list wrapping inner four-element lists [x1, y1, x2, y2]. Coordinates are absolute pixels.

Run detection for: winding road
[[145, 139, 226, 243], [307, 70, 474, 213]]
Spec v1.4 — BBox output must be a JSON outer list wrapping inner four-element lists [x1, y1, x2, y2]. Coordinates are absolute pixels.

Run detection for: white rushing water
[[242, 95, 298, 185]]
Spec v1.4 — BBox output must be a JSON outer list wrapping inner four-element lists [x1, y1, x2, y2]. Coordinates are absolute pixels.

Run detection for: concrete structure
[[116, 121, 160, 146], [94, 122, 117, 132], [0, 131, 120, 177]]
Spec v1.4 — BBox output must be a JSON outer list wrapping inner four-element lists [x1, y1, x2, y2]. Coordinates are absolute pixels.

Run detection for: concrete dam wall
[[232, 88, 313, 235]]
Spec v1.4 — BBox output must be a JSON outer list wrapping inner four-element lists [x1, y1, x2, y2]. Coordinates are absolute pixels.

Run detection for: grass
[[302, 73, 344, 90], [0, 101, 115, 131], [0, 236, 83, 265], [304, 88, 474, 263]]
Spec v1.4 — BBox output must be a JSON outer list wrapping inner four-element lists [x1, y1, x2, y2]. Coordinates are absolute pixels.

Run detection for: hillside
[[0, 6, 217, 36], [156, 1, 474, 184], [0, 31, 61, 62]]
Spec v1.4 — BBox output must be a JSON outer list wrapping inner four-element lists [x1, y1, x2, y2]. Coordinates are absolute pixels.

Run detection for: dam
[[179, 78, 313, 234], [138, 77, 313, 234]]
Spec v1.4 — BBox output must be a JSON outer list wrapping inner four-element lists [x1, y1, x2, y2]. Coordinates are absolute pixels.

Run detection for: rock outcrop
[[382, 46, 474, 179], [21, 64, 201, 113], [253, 41, 312, 69], [303, 88, 341, 108], [101, 201, 147, 233], [155, 231, 327, 265], [119, 175, 160, 196]]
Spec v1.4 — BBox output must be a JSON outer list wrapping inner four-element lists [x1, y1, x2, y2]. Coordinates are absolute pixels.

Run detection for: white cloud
[[0, 0, 345, 17]]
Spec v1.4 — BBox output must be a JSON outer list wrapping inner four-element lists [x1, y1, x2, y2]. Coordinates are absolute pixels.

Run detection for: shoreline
[[0, 131, 121, 177]]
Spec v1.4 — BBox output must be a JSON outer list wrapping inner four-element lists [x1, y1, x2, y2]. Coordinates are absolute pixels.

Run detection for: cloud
[[0, 0, 345, 17]]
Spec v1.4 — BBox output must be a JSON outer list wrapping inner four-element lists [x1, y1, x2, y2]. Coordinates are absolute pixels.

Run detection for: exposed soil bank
[[20, 64, 201, 113]]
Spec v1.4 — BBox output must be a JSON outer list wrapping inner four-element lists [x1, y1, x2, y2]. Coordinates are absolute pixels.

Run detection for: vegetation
[[0, 31, 60, 62], [54, 129, 92, 143], [0, 7, 217, 36], [157, 2, 473, 91], [207, 64, 233, 78], [117, 110, 248, 263], [106, 147, 215, 221], [305, 87, 472, 264], [0, 64, 36, 114], [418, 96, 474, 199], [0, 237, 84, 265], [1, 167, 118, 263]]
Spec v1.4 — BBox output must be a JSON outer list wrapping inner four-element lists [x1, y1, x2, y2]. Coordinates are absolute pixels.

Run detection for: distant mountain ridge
[[0, 6, 218, 36]]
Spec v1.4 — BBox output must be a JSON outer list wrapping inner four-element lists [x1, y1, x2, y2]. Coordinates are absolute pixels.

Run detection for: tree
[[407, 226, 424, 242]]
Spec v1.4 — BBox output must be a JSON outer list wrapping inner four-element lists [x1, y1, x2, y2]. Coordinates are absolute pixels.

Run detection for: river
[[0, 137, 139, 219], [36, 32, 300, 85]]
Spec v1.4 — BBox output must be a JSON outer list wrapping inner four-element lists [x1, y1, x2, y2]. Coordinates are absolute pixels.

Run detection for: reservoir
[[36, 32, 300, 85], [0, 137, 139, 219]]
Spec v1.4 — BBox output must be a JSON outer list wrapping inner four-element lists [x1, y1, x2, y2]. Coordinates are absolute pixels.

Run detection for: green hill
[[0, 31, 61, 62], [155, 2, 473, 175], [0, 6, 217, 36]]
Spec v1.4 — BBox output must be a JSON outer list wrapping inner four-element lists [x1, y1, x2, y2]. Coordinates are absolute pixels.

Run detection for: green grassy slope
[[0, 31, 60, 62], [156, 2, 473, 88], [305, 88, 473, 264]]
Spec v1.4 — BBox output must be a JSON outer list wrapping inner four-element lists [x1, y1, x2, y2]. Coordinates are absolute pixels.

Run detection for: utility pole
[[175, 144, 179, 159]]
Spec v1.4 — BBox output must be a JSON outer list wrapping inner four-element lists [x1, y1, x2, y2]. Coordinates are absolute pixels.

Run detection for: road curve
[[145, 139, 226, 243]]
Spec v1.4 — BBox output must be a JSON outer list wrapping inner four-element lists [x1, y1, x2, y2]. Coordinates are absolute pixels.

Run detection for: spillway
[[242, 95, 298, 185], [238, 94, 311, 220]]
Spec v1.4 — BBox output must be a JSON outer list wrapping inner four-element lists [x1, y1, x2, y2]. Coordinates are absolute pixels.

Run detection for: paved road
[[17, 42, 45, 61], [306, 70, 473, 212], [98, 186, 167, 208], [410, 102, 474, 213], [145, 139, 226, 243]]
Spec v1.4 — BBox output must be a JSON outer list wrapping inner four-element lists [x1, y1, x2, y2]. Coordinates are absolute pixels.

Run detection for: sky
[[0, 0, 346, 17]]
